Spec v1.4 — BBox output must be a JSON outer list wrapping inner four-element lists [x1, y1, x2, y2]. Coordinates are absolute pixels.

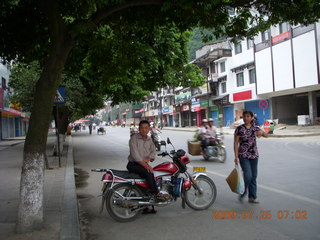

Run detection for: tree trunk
[[16, 33, 74, 233], [52, 105, 70, 156]]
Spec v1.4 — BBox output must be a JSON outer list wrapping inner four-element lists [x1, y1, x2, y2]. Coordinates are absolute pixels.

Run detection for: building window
[[249, 69, 256, 84], [210, 61, 215, 73], [235, 42, 242, 54], [221, 82, 226, 93], [220, 62, 225, 73], [261, 30, 269, 41], [1, 77, 6, 89], [236, 72, 244, 87], [247, 37, 254, 49], [279, 22, 290, 34]]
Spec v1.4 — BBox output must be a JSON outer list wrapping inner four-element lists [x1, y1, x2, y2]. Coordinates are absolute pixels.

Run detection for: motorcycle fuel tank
[[153, 161, 178, 174]]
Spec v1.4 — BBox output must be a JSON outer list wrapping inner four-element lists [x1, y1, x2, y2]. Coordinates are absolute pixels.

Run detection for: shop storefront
[[181, 104, 191, 127], [162, 106, 174, 127], [191, 98, 201, 126]]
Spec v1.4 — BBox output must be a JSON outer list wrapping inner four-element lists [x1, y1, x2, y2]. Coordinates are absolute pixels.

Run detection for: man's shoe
[[248, 198, 260, 204]]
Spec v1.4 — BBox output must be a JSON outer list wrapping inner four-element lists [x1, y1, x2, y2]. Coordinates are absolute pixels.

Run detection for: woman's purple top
[[235, 124, 261, 159]]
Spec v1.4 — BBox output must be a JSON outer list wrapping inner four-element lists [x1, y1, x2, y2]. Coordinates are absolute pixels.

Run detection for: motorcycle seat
[[109, 169, 142, 179]]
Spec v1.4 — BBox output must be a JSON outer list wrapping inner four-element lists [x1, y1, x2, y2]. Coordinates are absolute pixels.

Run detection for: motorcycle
[[130, 126, 139, 137], [202, 132, 227, 163], [91, 138, 217, 222], [150, 128, 165, 151]]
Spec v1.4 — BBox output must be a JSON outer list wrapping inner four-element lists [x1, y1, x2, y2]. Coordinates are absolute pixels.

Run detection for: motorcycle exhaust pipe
[[113, 199, 168, 207]]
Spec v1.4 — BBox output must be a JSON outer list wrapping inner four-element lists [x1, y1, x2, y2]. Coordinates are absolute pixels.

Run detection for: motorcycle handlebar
[[157, 152, 168, 157], [91, 168, 107, 172]]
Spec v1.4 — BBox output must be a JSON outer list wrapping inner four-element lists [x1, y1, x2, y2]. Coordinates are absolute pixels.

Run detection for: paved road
[[73, 127, 320, 240]]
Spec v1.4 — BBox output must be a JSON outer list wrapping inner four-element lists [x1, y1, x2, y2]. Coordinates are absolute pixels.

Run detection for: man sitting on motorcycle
[[199, 118, 217, 150], [127, 120, 169, 203]]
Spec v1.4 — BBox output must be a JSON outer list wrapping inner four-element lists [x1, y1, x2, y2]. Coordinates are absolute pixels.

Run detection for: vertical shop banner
[[191, 98, 200, 112], [3, 89, 10, 110], [0, 88, 4, 109]]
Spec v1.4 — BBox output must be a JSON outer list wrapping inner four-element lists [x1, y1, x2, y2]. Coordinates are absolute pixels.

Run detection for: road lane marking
[[190, 165, 320, 207]]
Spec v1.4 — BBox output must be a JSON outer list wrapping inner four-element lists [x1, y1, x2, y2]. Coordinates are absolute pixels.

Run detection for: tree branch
[[37, 0, 66, 37], [87, 0, 165, 30]]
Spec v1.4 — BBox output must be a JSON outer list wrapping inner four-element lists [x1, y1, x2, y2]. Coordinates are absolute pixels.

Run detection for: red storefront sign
[[134, 108, 144, 114], [233, 90, 252, 102], [182, 104, 190, 111]]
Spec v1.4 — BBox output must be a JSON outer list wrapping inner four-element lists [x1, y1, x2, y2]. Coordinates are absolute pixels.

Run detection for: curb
[[60, 136, 80, 240]]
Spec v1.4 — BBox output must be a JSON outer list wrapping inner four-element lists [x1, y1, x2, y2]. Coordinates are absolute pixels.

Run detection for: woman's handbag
[[226, 164, 245, 194]]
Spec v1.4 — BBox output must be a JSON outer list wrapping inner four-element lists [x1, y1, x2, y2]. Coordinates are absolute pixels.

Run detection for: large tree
[[0, 0, 319, 233]]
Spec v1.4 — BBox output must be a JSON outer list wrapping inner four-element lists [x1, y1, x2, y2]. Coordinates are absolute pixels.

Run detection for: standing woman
[[234, 111, 268, 203]]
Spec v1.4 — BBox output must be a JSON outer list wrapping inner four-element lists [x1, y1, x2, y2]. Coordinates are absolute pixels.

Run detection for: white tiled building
[[193, 22, 320, 126]]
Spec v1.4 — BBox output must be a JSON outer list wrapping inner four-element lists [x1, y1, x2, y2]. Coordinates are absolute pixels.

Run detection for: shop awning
[[212, 94, 229, 104]]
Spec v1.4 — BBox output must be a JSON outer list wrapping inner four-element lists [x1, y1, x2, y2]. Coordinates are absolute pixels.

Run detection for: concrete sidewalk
[[0, 135, 80, 240], [162, 124, 320, 137]]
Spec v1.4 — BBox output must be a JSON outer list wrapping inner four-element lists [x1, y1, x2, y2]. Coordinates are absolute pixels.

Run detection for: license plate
[[193, 167, 206, 172]]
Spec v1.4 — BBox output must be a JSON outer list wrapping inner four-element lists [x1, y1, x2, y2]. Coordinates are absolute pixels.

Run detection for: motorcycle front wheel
[[184, 175, 217, 210], [217, 146, 227, 163], [105, 183, 144, 222]]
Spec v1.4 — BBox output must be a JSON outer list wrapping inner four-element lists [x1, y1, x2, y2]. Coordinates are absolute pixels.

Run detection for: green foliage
[[79, 22, 204, 104], [8, 61, 105, 119], [8, 61, 40, 111], [2, 0, 320, 108]]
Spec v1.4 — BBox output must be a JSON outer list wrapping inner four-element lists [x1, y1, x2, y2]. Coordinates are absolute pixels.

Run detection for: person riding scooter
[[150, 122, 162, 151], [199, 119, 209, 150], [199, 119, 217, 150]]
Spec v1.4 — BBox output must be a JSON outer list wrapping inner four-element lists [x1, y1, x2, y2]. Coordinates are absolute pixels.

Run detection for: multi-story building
[[104, 21, 320, 128], [0, 62, 29, 140], [192, 22, 320, 126], [255, 23, 320, 125]]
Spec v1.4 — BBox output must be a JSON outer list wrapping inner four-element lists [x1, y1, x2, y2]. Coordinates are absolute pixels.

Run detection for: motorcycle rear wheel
[[184, 175, 217, 210], [106, 183, 144, 222]]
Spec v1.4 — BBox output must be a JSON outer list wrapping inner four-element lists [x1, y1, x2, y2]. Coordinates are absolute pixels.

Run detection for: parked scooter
[[150, 123, 165, 151], [130, 126, 139, 137], [91, 138, 217, 222], [150, 129, 165, 151], [202, 132, 226, 162]]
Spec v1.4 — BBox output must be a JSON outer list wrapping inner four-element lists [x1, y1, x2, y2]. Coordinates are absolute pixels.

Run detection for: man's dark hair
[[139, 120, 150, 127], [243, 111, 254, 117]]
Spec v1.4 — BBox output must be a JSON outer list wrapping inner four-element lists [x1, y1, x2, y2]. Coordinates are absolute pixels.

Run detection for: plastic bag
[[226, 164, 245, 195]]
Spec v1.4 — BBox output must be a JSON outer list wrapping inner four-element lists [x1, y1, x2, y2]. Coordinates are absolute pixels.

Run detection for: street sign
[[259, 99, 268, 109], [54, 86, 66, 103]]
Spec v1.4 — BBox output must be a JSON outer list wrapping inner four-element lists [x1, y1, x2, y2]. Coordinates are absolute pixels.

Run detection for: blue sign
[[162, 106, 169, 114], [54, 86, 66, 103]]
